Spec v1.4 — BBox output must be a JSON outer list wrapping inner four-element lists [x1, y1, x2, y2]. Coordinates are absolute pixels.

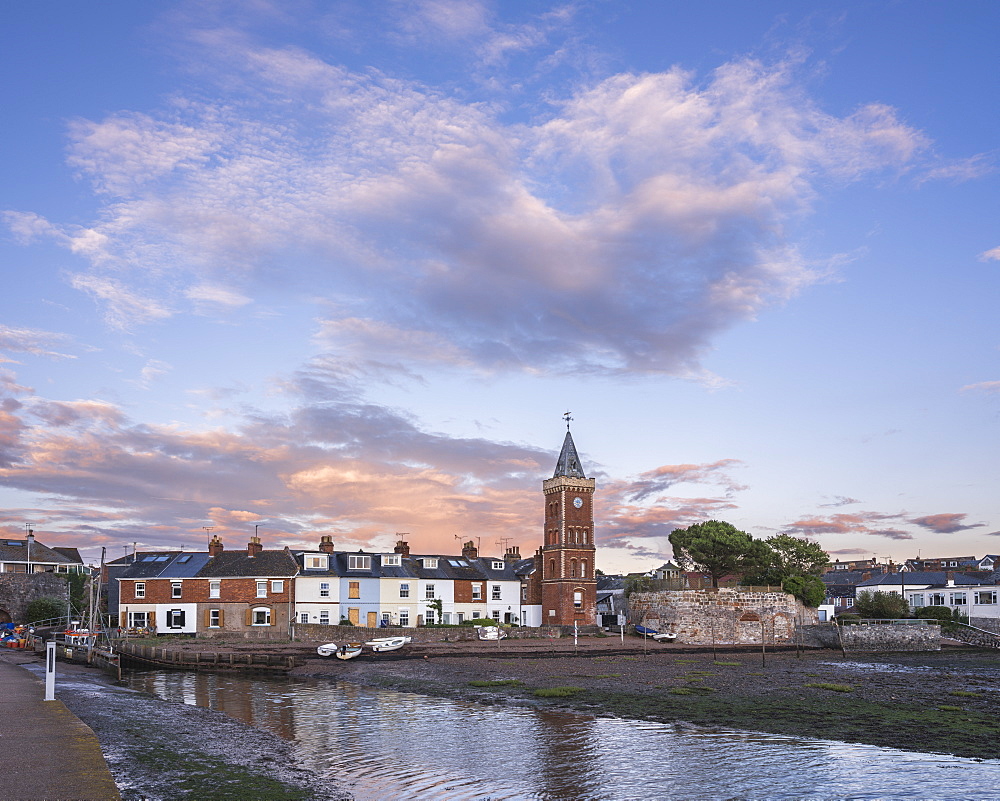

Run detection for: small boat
[[477, 626, 507, 641], [635, 625, 676, 642], [316, 642, 339, 657], [364, 636, 411, 652], [335, 643, 363, 660]]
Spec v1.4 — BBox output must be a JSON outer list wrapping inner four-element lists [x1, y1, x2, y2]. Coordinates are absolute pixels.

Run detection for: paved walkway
[[0, 651, 120, 800]]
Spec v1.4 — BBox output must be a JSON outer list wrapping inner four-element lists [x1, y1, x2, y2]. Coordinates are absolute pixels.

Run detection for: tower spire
[[553, 426, 586, 479]]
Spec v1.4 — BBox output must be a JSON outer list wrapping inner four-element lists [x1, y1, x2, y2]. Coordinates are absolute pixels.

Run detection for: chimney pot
[[319, 536, 334, 554], [394, 539, 410, 557], [461, 540, 478, 560], [248, 536, 263, 557], [208, 536, 225, 557]]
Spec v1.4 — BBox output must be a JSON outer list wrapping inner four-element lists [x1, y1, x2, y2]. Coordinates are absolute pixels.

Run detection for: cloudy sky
[[1, 1, 997, 572]]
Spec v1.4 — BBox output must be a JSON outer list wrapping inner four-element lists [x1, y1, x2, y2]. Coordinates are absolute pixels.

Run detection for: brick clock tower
[[540, 417, 597, 625]]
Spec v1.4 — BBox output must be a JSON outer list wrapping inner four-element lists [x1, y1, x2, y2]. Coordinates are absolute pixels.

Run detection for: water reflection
[[123, 670, 1000, 800]]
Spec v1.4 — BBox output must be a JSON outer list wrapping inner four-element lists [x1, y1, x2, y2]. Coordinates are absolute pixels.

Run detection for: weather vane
[[563, 411, 573, 430]]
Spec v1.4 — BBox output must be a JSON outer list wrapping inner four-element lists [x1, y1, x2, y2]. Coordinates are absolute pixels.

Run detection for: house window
[[349, 581, 360, 599], [491, 610, 500, 621], [521, 585, 527, 601], [950, 593, 968, 606], [209, 581, 220, 599], [975, 591, 997, 605], [383, 554, 401, 566], [299, 613, 309, 624], [909, 594, 924, 607], [135, 582, 145, 599], [929, 593, 946, 606], [256, 581, 267, 598], [348, 555, 371, 570], [472, 583, 482, 600], [381, 612, 391, 625], [492, 561, 504, 570], [167, 609, 185, 629], [457, 613, 464, 623], [581, 560, 587, 578], [320, 582, 330, 597], [252, 607, 271, 626], [425, 609, 435, 625], [171, 582, 182, 598], [305, 555, 328, 570], [471, 611, 481, 619], [209, 609, 221, 628], [422, 558, 438, 569], [399, 609, 410, 626], [574, 591, 583, 609], [425, 584, 435, 599], [491, 585, 501, 600], [570, 560, 577, 578], [271, 580, 284, 594], [548, 609, 556, 617], [400, 583, 410, 598], [319, 611, 330, 625], [128, 612, 147, 628]]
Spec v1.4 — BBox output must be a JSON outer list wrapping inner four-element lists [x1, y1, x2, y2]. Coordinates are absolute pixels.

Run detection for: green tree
[[854, 591, 909, 619], [782, 574, 827, 608], [668, 521, 761, 588], [623, 575, 653, 598], [24, 597, 66, 624], [745, 534, 828, 585]]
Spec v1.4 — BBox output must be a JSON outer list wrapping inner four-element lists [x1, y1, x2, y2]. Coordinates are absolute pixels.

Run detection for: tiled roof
[[0, 539, 78, 565], [858, 571, 989, 588]]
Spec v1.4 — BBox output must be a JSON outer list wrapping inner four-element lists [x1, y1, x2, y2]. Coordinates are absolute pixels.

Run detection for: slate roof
[[597, 574, 625, 591], [553, 430, 586, 478], [52, 547, 84, 564], [857, 571, 990, 588], [0, 538, 79, 566], [117, 552, 183, 579], [196, 550, 298, 578]]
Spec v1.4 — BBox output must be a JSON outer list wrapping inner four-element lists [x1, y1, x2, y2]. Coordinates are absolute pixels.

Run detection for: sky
[[1, 1, 998, 573]]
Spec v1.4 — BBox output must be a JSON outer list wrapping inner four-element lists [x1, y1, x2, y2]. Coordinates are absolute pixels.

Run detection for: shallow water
[[121, 669, 1000, 800]]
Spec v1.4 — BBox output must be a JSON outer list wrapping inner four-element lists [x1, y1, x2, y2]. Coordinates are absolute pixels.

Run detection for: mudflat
[[287, 638, 1000, 760]]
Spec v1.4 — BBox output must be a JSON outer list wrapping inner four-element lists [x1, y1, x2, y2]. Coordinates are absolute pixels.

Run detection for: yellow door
[[348, 607, 359, 625], [367, 611, 378, 628]]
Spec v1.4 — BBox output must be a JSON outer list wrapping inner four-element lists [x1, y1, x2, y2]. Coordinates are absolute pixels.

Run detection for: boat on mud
[[364, 636, 411, 653]]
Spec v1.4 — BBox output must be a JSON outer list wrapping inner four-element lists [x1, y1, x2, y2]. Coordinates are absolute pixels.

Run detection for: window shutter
[[219, 609, 225, 628], [269, 608, 276, 626], [120, 612, 127, 627], [148, 612, 156, 628], [177, 610, 186, 627], [203, 609, 211, 628], [245, 608, 252, 626]]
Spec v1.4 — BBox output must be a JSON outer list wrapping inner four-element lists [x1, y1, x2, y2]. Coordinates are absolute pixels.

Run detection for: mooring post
[[44, 640, 56, 701]]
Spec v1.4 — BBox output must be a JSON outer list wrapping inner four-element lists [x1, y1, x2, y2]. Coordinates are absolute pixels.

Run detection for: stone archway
[[0, 609, 12, 625]]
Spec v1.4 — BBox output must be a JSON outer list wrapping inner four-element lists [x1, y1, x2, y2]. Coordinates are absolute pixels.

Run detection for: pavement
[[0, 650, 120, 800]]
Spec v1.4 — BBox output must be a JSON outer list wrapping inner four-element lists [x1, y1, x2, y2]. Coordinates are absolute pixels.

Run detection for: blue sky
[[1, 1, 997, 572]]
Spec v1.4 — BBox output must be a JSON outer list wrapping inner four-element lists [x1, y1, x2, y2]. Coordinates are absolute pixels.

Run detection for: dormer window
[[383, 554, 401, 567], [305, 554, 328, 570], [491, 561, 504, 570], [422, 558, 438, 569], [348, 555, 371, 570]]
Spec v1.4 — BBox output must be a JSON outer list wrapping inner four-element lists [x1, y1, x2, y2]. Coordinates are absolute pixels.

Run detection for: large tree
[[668, 520, 763, 588], [743, 534, 828, 586]]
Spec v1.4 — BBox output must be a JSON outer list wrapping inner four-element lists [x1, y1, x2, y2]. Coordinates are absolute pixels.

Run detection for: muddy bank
[[290, 640, 1000, 760], [3, 651, 346, 801]]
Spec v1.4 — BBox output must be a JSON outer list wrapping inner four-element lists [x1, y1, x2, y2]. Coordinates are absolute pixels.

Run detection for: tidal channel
[[121, 669, 1000, 800]]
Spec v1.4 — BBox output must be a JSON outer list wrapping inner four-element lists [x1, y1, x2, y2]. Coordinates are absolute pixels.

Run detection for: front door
[[367, 611, 378, 628], [348, 607, 359, 625]]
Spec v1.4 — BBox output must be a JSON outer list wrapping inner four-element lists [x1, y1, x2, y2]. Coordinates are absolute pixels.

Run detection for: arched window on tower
[[570, 559, 578, 578], [549, 559, 556, 577], [581, 560, 587, 578]]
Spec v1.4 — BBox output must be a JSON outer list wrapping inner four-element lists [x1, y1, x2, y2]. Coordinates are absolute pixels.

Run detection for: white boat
[[335, 643, 363, 660], [477, 626, 507, 641], [364, 636, 412, 652], [316, 642, 340, 657]]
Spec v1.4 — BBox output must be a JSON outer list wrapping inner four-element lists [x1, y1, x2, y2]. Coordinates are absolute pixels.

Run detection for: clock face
[[573, 496, 583, 509]]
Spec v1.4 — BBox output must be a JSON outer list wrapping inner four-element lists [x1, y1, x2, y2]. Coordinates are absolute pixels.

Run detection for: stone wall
[[0, 574, 70, 624], [800, 623, 941, 651], [286, 623, 593, 643], [970, 617, 1000, 635], [629, 588, 817, 645]]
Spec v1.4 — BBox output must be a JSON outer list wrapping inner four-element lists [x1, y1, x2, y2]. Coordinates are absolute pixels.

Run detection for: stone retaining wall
[[289, 623, 597, 643], [629, 588, 816, 645], [0, 574, 70, 624], [949, 625, 1000, 648], [801, 623, 940, 651], [970, 617, 1000, 635]]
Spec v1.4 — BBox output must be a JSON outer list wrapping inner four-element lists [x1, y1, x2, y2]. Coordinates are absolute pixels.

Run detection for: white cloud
[[0, 325, 74, 361], [979, 246, 1000, 262], [961, 380, 1000, 394], [8, 36, 928, 376]]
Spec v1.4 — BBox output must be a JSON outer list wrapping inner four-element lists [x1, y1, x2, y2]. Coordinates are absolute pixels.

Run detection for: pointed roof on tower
[[553, 430, 587, 478]]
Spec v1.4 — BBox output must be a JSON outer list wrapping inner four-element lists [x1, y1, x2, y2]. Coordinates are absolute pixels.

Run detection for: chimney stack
[[504, 545, 521, 563], [394, 539, 410, 558], [946, 571, 955, 586], [318, 535, 334, 554], [208, 536, 224, 557], [462, 540, 478, 560], [247, 536, 263, 557]]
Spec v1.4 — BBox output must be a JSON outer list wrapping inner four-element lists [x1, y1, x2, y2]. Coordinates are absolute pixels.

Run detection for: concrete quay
[[0, 651, 120, 800]]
